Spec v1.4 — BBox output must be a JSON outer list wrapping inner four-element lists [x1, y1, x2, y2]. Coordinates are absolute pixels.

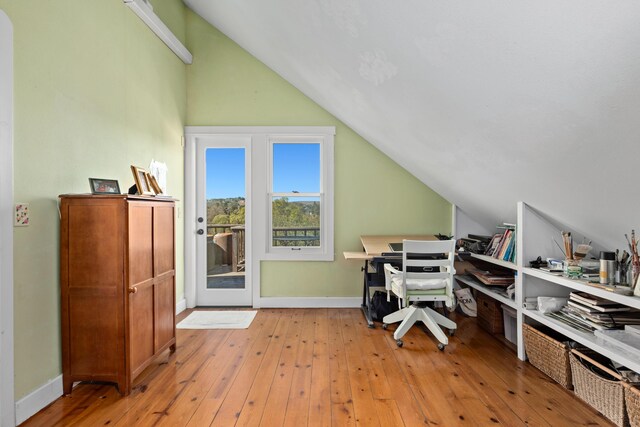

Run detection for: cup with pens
[[560, 231, 592, 279], [625, 230, 640, 295]]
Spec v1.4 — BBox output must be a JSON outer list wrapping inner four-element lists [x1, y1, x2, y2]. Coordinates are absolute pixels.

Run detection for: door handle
[[197, 229, 204, 235], [128, 286, 138, 294]]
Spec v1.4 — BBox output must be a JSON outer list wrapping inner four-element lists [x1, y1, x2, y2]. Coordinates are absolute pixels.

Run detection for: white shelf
[[455, 274, 517, 309], [524, 309, 640, 373], [523, 267, 640, 310], [469, 253, 517, 271]]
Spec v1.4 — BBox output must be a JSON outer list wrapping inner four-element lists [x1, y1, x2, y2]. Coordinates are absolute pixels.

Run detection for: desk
[[344, 235, 436, 327]]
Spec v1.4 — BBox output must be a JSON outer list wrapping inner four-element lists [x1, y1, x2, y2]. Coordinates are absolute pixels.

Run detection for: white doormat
[[177, 310, 257, 330]]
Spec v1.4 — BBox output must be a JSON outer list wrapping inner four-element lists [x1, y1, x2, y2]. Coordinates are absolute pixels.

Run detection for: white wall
[[186, 0, 640, 252]]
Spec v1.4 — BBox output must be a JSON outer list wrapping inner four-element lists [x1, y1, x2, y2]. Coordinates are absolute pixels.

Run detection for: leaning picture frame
[[89, 178, 121, 195], [146, 173, 163, 195], [130, 165, 154, 195]]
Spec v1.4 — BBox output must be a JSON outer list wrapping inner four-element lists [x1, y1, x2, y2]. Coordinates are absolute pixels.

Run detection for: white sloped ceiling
[[185, 0, 640, 251]]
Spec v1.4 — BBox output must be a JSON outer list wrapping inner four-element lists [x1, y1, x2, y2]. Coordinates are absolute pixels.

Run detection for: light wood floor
[[22, 308, 612, 426]]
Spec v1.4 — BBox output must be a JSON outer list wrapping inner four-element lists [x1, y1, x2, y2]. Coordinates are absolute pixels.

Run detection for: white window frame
[[265, 135, 333, 260], [184, 126, 335, 309]]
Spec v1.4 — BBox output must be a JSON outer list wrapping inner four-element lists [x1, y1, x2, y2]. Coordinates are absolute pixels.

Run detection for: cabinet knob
[[128, 286, 138, 294]]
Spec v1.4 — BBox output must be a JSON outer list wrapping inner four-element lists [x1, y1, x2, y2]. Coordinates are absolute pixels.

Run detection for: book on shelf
[[480, 223, 517, 263], [570, 291, 627, 307], [484, 233, 502, 257], [467, 268, 515, 287], [567, 299, 635, 313]]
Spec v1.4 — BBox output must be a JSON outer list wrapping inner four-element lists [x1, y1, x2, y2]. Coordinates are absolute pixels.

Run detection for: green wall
[[1, 0, 451, 404], [185, 10, 452, 297], [0, 0, 187, 399]]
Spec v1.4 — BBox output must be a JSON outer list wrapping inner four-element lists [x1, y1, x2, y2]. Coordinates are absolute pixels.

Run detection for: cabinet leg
[[63, 377, 73, 395]]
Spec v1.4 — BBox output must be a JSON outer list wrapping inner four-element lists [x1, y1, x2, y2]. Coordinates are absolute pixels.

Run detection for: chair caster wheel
[[448, 329, 455, 337], [382, 323, 388, 330], [396, 339, 403, 348], [438, 343, 446, 351]]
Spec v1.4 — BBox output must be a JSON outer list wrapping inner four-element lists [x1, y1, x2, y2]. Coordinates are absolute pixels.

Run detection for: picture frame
[[89, 178, 121, 195], [146, 173, 163, 195], [130, 165, 153, 195]]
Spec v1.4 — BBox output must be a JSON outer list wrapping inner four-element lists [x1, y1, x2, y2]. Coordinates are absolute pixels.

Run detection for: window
[[267, 134, 334, 260]]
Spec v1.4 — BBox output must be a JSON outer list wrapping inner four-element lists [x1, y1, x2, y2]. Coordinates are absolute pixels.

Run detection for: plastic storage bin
[[501, 304, 517, 344]]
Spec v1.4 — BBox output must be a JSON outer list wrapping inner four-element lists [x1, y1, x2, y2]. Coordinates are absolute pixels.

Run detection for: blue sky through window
[[206, 143, 320, 199], [273, 143, 320, 193]]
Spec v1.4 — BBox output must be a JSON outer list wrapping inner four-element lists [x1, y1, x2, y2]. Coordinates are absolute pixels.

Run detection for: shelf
[[524, 309, 640, 374], [523, 267, 640, 310], [469, 253, 517, 271], [455, 274, 517, 309]]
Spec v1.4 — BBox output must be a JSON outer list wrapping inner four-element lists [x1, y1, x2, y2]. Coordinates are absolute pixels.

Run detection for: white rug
[[177, 310, 257, 329]]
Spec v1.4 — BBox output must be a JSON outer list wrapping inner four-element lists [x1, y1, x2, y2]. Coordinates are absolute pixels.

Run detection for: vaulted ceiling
[[185, 0, 640, 251]]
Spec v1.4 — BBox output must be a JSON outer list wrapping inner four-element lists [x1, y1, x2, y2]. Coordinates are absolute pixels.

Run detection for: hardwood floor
[[22, 308, 612, 426]]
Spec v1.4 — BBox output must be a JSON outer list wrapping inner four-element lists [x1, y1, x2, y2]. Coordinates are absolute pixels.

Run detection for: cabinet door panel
[[68, 204, 123, 287], [129, 283, 154, 373], [128, 204, 153, 285], [155, 276, 175, 351], [68, 289, 120, 376], [154, 205, 175, 276]]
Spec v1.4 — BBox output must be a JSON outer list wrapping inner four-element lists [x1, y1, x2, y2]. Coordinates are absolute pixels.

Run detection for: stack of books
[[467, 268, 515, 287], [484, 223, 516, 263], [548, 292, 640, 333]]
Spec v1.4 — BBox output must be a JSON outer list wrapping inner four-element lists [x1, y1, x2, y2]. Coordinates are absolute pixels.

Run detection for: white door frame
[[195, 136, 252, 306], [185, 128, 262, 308], [0, 9, 15, 427]]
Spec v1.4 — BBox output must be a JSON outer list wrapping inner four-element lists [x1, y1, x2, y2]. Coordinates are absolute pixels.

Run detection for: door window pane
[[206, 148, 246, 289]]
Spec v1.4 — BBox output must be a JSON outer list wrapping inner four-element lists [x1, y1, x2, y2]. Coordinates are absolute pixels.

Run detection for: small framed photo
[[130, 165, 153, 195], [89, 178, 121, 195], [146, 173, 163, 195]]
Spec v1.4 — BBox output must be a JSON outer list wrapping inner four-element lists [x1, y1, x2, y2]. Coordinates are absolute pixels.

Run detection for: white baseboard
[[15, 375, 63, 425], [258, 297, 360, 308], [176, 298, 187, 315]]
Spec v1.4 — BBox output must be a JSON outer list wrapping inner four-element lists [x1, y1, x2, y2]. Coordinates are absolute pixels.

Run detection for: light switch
[[14, 203, 29, 226]]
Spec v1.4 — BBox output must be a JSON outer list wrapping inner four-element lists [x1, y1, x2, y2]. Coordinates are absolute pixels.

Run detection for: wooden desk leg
[[360, 260, 375, 328]]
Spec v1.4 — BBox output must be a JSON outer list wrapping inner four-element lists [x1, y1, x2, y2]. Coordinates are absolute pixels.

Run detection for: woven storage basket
[[477, 292, 503, 334], [626, 386, 640, 427], [569, 349, 629, 427], [522, 323, 572, 389]]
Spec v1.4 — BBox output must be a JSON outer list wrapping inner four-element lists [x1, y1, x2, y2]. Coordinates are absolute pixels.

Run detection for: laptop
[[388, 242, 403, 252]]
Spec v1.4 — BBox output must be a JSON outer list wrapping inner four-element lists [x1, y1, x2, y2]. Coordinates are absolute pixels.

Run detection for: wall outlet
[[14, 203, 29, 226]]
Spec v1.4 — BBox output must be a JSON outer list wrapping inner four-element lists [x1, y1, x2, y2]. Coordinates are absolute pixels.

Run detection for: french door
[[195, 136, 252, 306]]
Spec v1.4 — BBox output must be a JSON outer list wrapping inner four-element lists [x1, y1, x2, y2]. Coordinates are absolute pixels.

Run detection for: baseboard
[[15, 375, 63, 425], [258, 297, 360, 308], [176, 298, 187, 315]]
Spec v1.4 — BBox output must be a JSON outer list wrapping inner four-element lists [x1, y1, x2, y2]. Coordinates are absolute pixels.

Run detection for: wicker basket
[[522, 323, 572, 389], [626, 385, 640, 427], [570, 349, 629, 427], [477, 292, 503, 334]]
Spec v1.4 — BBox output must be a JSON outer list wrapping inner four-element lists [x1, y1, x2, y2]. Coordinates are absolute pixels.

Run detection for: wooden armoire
[[59, 195, 176, 395]]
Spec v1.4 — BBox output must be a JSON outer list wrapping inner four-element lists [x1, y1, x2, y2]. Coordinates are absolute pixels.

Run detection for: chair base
[[382, 302, 456, 347]]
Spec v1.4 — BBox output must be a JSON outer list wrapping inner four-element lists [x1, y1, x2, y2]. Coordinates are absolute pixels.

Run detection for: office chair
[[382, 239, 457, 350]]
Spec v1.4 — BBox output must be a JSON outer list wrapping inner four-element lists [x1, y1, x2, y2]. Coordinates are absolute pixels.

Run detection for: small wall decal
[[14, 203, 29, 226]]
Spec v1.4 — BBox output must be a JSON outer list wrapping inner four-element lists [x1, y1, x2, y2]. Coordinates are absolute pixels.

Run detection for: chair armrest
[[383, 263, 402, 300], [384, 263, 401, 275]]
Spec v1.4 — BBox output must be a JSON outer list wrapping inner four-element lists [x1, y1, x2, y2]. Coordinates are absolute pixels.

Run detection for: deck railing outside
[[207, 224, 321, 271]]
